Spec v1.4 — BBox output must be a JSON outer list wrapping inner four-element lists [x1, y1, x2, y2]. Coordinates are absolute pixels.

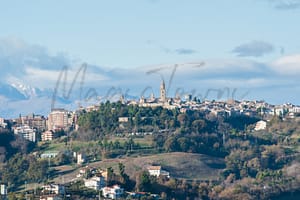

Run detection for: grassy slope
[[40, 136, 153, 153], [53, 152, 225, 183]]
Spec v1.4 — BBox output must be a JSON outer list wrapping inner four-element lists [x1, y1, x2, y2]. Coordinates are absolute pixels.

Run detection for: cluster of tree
[[76, 102, 261, 156], [0, 130, 35, 163], [77, 101, 217, 137], [215, 119, 300, 199], [0, 153, 49, 189]]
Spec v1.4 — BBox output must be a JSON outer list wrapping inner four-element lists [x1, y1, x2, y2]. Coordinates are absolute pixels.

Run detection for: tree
[[177, 137, 190, 152], [107, 167, 114, 185], [177, 114, 188, 128], [192, 119, 206, 133], [118, 163, 130, 188], [136, 171, 151, 192], [26, 158, 48, 182], [164, 137, 179, 152], [55, 151, 72, 165]]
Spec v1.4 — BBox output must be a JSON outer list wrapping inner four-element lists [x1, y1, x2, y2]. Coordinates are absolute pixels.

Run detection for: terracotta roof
[[147, 166, 161, 170]]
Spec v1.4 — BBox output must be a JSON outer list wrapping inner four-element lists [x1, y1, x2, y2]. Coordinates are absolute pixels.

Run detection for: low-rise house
[[148, 166, 161, 177], [42, 184, 65, 195], [101, 185, 124, 199], [147, 166, 170, 178], [84, 176, 105, 190], [41, 130, 55, 141], [41, 151, 59, 159]]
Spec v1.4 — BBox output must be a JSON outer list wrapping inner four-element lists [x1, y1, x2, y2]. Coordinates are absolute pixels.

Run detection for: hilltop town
[[0, 81, 300, 200], [1, 81, 300, 143]]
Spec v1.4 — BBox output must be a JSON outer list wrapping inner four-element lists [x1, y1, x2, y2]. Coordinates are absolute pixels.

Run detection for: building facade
[[47, 109, 69, 131], [13, 125, 36, 142], [160, 80, 166, 102], [41, 130, 55, 141]]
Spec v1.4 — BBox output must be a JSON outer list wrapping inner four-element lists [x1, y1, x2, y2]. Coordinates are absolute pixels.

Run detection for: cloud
[[232, 41, 274, 57], [24, 66, 109, 88], [1, 37, 300, 117], [0, 37, 71, 79], [146, 40, 197, 55], [268, 0, 300, 9], [271, 54, 300, 75], [0, 37, 112, 87]]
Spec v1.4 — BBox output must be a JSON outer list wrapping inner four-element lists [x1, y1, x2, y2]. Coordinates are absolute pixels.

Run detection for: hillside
[[53, 152, 225, 183]]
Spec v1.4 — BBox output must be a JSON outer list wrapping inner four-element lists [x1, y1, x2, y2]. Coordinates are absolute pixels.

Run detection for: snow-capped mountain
[[0, 83, 27, 101], [10, 82, 39, 99]]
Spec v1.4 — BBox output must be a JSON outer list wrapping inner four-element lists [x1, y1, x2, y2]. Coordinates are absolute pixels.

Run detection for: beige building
[[160, 80, 166, 102], [41, 130, 55, 141], [19, 114, 47, 132], [47, 109, 69, 131]]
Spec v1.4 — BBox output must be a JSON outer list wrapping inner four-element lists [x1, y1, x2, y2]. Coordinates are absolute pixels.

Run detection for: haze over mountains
[[0, 38, 299, 118]]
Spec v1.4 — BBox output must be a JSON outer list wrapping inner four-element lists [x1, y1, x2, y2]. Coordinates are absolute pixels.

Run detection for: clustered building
[[1, 81, 300, 143], [1, 108, 75, 143], [17, 114, 47, 132], [124, 81, 300, 121]]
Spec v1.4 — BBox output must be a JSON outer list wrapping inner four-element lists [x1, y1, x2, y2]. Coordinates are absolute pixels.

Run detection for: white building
[[292, 106, 300, 114], [102, 185, 124, 199], [148, 166, 161, 177], [254, 120, 267, 131], [41, 151, 59, 159], [42, 184, 65, 195], [13, 125, 36, 142], [84, 176, 105, 190], [0, 118, 7, 128], [147, 166, 170, 178], [274, 107, 285, 116], [1, 184, 7, 195], [76, 153, 85, 165]]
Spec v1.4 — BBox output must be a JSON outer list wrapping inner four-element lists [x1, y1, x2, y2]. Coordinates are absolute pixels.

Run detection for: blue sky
[[1, 0, 299, 67], [0, 0, 300, 111]]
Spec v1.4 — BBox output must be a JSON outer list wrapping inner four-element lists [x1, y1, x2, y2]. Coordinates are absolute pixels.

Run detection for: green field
[[39, 135, 153, 153]]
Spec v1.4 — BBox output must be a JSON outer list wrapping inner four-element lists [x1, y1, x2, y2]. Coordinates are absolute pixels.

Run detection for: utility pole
[[25, 181, 28, 200], [48, 156, 51, 182]]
